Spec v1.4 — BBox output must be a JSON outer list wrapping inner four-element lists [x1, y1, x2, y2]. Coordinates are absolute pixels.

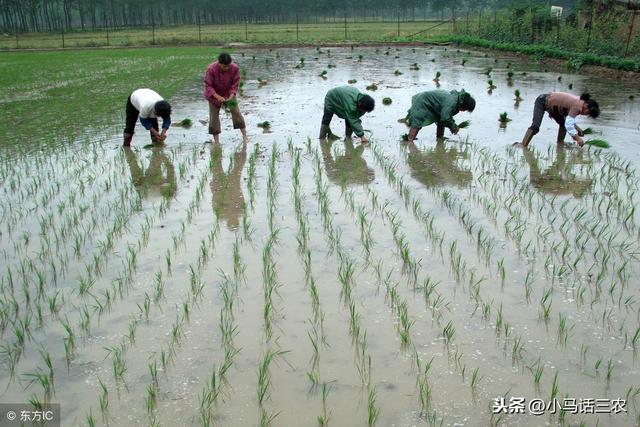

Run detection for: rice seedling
[[433, 71, 441, 81], [487, 79, 496, 89], [382, 97, 392, 105], [470, 367, 481, 390], [319, 70, 327, 77], [498, 112, 511, 124], [550, 372, 559, 401], [366, 83, 378, 91], [174, 118, 192, 127], [257, 121, 271, 129], [458, 120, 471, 129], [367, 388, 380, 426], [410, 62, 420, 70], [348, 79, 357, 84], [585, 139, 610, 149]]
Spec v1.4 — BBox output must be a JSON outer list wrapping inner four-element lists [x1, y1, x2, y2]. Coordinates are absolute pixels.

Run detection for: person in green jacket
[[406, 90, 475, 142], [320, 86, 375, 143]]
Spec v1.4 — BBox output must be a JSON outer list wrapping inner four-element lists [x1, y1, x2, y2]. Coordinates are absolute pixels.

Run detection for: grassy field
[[0, 21, 454, 50], [0, 47, 219, 152]]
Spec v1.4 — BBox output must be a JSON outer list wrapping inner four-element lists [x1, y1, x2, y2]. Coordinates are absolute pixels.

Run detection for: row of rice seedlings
[[370, 142, 556, 388], [475, 147, 639, 327], [246, 143, 261, 209], [314, 142, 491, 422], [1, 142, 109, 232], [472, 146, 640, 373], [331, 165, 477, 424], [308, 146, 379, 403], [0, 147, 196, 342]]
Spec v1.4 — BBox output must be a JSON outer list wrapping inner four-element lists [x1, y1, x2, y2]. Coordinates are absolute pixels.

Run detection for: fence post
[[296, 13, 299, 42], [14, 21, 18, 49], [625, 9, 637, 57], [106, 21, 109, 46], [478, 8, 482, 35], [344, 13, 347, 40], [585, 7, 593, 51], [466, 10, 469, 34], [397, 12, 400, 37], [198, 15, 202, 44], [245, 18, 248, 41], [151, 15, 156, 45], [555, 15, 560, 47], [61, 26, 65, 48]]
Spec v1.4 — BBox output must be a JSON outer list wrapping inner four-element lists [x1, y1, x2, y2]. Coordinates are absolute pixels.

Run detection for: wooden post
[[397, 12, 400, 37], [624, 9, 637, 57], [245, 18, 248, 41], [478, 8, 482, 35], [296, 13, 299, 42], [555, 15, 560, 47], [586, 6, 593, 51], [61, 26, 65, 48], [198, 15, 201, 44], [344, 13, 347, 40], [15, 20, 18, 49], [106, 21, 109, 46], [152, 15, 156, 45]]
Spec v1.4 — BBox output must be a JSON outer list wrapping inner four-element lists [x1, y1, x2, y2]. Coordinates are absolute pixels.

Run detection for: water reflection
[[320, 139, 375, 186], [405, 139, 472, 189], [210, 143, 247, 230], [522, 145, 592, 197], [124, 146, 177, 199]]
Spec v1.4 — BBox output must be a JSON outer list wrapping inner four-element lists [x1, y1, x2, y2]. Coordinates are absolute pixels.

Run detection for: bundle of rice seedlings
[[348, 79, 357, 84], [584, 139, 610, 148], [257, 121, 271, 129], [499, 112, 511, 123], [366, 83, 378, 91], [382, 97, 392, 105], [175, 118, 192, 127], [458, 120, 471, 129], [582, 127, 594, 135]]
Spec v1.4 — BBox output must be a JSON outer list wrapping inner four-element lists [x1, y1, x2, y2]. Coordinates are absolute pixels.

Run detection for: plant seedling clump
[[499, 112, 511, 123], [584, 139, 610, 148], [514, 89, 523, 101], [348, 79, 357, 84], [582, 127, 594, 135], [401, 133, 409, 141], [257, 121, 271, 129], [319, 70, 328, 77], [382, 97, 392, 105], [394, 70, 403, 76], [434, 71, 441, 82], [366, 83, 378, 91], [176, 118, 192, 127], [410, 63, 420, 70], [458, 120, 471, 129]]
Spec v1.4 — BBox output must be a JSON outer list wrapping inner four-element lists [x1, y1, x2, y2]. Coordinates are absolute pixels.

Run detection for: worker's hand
[[227, 93, 236, 101], [575, 136, 585, 146], [360, 135, 369, 144], [451, 127, 459, 135], [214, 94, 226, 103], [577, 128, 585, 137]]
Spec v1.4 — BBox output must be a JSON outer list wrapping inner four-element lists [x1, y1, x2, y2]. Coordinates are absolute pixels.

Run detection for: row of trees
[[1, 0, 583, 33]]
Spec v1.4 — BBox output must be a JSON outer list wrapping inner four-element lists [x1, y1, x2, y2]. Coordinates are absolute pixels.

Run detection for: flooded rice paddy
[[1, 46, 640, 427]]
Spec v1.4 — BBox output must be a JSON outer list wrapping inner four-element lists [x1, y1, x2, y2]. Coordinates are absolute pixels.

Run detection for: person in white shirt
[[124, 88, 172, 146]]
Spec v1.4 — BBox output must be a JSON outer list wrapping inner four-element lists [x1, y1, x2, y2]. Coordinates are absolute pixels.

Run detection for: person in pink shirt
[[204, 53, 248, 144]]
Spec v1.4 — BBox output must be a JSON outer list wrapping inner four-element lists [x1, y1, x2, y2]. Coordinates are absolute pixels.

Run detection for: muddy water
[[1, 47, 640, 427]]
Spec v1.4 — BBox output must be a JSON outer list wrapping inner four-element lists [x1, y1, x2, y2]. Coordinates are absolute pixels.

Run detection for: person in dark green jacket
[[406, 90, 475, 142], [320, 86, 375, 143]]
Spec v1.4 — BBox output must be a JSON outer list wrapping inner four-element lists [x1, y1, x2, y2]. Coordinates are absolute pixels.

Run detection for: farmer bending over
[[320, 86, 375, 144], [520, 92, 600, 147], [123, 88, 172, 147], [406, 90, 475, 142], [204, 53, 248, 144]]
